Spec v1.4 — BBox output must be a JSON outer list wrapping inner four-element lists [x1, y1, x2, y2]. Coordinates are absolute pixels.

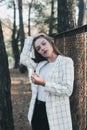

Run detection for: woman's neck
[[48, 53, 58, 63]]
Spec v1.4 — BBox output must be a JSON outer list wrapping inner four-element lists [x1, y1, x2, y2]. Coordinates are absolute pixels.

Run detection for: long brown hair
[[32, 34, 62, 63]]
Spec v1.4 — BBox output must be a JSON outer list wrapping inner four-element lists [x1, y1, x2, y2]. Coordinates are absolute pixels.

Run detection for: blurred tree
[[12, 1, 20, 68], [57, 0, 76, 33], [49, 0, 54, 35], [30, 0, 56, 34], [0, 20, 14, 130], [33, 0, 49, 32], [33, 0, 52, 33], [28, 0, 34, 36], [18, 0, 27, 73], [0, 0, 4, 2], [18, 0, 25, 51], [77, 0, 87, 26]]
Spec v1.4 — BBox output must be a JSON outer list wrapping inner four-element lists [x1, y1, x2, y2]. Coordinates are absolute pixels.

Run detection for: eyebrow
[[41, 40, 45, 43]]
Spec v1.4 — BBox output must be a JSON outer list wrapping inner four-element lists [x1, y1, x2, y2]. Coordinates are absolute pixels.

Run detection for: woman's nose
[[41, 46, 45, 51]]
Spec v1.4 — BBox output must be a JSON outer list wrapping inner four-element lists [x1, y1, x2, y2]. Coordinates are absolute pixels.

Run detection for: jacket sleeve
[[20, 36, 37, 70], [44, 58, 74, 96]]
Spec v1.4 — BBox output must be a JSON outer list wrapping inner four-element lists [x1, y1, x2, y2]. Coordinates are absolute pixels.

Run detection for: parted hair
[[32, 34, 62, 63]]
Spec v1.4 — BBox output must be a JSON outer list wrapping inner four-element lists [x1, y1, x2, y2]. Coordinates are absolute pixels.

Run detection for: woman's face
[[34, 37, 54, 58]]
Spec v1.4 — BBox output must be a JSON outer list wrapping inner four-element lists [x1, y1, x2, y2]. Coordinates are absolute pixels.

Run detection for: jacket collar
[[36, 60, 48, 74], [36, 55, 62, 73]]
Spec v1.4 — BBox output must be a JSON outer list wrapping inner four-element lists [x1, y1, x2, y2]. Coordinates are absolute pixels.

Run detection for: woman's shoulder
[[58, 55, 74, 64]]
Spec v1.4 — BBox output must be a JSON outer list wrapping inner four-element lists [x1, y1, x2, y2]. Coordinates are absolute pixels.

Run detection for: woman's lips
[[44, 50, 47, 54]]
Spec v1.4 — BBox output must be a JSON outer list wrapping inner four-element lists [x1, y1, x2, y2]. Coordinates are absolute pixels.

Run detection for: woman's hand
[[31, 72, 46, 86]]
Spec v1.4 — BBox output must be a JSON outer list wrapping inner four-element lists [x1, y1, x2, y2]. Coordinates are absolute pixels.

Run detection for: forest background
[[0, 0, 87, 130], [0, 0, 86, 68]]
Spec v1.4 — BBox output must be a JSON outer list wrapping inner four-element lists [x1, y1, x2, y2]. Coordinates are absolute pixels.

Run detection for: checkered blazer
[[20, 36, 37, 81], [27, 55, 74, 130]]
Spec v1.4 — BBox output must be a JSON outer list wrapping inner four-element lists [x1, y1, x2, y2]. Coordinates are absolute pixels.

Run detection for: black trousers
[[31, 99, 49, 130]]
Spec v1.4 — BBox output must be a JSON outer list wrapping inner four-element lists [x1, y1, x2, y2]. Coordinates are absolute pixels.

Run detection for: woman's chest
[[48, 65, 63, 83], [38, 62, 63, 82]]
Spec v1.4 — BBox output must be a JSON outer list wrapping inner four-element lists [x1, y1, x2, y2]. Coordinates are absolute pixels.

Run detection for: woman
[[20, 33, 74, 130]]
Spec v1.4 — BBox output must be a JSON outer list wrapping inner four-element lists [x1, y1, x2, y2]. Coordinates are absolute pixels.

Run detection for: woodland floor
[[10, 69, 32, 130], [10, 68, 87, 130]]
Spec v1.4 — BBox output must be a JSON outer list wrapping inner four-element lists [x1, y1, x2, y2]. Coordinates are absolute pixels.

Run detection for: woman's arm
[[45, 59, 74, 96], [31, 58, 74, 97], [44, 59, 74, 96], [20, 36, 37, 70]]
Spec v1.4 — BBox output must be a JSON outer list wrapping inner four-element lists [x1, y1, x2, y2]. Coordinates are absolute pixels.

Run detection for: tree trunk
[[78, 0, 86, 26], [49, 0, 54, 35], [18, 0, 27, 73], [12, 1, 20, 68], [18, 0, 25, 51], [0, 21, 14, 130], [28, 0, 34, 36], [57, 0, 76, 33]]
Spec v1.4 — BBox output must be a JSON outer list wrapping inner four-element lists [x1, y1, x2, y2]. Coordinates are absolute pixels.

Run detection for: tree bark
[[18, 0, 25, 51], [12, 1, 20, 68], [0, 21, 14, 130], [78, 0, 86, 26], [57, 0, 76, 33], [49, 0, 54, 35]]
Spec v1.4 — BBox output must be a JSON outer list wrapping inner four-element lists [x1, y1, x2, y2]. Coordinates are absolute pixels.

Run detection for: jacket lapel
[[36, 55, 62, 77], [36, 61, 48, 74]]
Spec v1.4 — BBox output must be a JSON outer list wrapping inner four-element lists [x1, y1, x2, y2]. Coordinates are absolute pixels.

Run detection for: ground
[[10, 69, 32, 130]]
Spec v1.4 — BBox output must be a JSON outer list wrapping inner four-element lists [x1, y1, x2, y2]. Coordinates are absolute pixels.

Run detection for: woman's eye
[[42, 42, 46, 45], [36, 47, 40, 51]]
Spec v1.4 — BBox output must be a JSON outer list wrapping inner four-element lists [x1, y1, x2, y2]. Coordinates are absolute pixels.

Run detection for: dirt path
[[10, 69, 32, 130]]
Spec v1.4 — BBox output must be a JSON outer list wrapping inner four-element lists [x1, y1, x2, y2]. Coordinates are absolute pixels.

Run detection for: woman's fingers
[[34, 33, 46, 38], [31, 72, 39, 78], [34, 72, 39, 77], [31, 72, 44, 84], [31, 73, 39, 82]]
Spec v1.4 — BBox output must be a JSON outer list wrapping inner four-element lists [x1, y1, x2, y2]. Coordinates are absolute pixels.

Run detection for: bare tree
[[57, 0, 76, 33], [28, 0, 34, 36], [18, 0, 25, 51], [12, 1, 20, 68], [78, 0, 87, 26], [0, 20, 14, 130], [49, 0, 54, 35]]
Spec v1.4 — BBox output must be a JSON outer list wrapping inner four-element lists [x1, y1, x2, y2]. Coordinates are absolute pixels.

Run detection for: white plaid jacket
[[20, 37, 74, 130], [28, 55, 74, 130]]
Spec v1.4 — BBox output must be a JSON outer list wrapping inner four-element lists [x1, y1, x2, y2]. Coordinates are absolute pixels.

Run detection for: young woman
[[20, 33, 74, 130]]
